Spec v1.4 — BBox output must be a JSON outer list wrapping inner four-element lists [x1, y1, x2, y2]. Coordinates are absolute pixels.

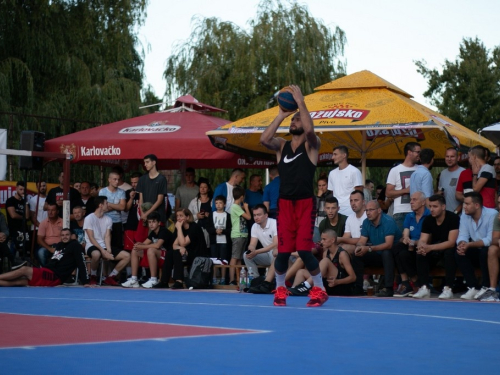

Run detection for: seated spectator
[[482, 195, 500, 301], [154, 208, 208, 289], [392, 192, 430, 297], [355, 200, 402, 297], [70, 206, 86, 249], [456, 192, 497, 300], [411, 194, 459, 299], [37, 203, 63, 266], [318, 196, 347, 239], [83, 196, 130, 286], [0, 228, 90, 287], [208, 195, 231, 285], [122, 212, 174, 289], [0, 211, 14, 269], [44, 171, 83, 219], [243, 205, 277, 292], [313, 174, 329, 243], [289, 229, 356, 296], [90, 182, 100, 198]]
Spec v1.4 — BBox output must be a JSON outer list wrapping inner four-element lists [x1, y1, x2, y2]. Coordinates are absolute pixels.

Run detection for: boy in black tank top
[[260, 85, 329, 307]]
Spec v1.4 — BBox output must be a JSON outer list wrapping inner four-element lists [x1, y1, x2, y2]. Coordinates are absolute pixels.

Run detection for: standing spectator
[[89, 182, 100, 198], [79, 181, 95, 215], [409, 148, 435, 203], [386, 142, 421, 232], [175, 167, 198, 210], [263, 165, 280, 219], [327, 145, 363, 216], [456, 192, 497, 300], [245, 174, 264, 211], [123, 172, 141, 252], [112, 165, 132, 191], [72, 182, 81, 192], [29, 181, 48, 230], [5, 181, 30, 257], [70, 206, 86, 249], [36, 203, 63, 266], [318, 197, 347, 238], [154, 208, 207, 289], [493, 157, 500, 197], [212, 168, 246, 213], [355, 200, 402, 297], [438, 147, 465, 214], [411, 194, 459, 299], [469, 145, 496, 209], [45, 171, 83, 219], [188, 178, 214, 250], [392, 192, 431, 297], [229, 186, 251, 285], [313, 174, 329, 243], [136, 154, 168, 224], [208, 195, 232, 285], [364, 179, 375, 202], [84, 196, 130, 286], [99, 172, 126, 250]]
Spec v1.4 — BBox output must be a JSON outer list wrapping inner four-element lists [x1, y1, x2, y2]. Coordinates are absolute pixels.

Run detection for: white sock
[[150, 277, 158, 282], [109, 269, 119, 277], [130, 276, 137, 281], [304, 281, 311, 289], [275, 272, 286, 287], [311, 273, 324, 289], [91, 269, 97, 276]]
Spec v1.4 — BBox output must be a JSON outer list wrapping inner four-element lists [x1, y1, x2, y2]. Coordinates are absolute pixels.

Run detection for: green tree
[[415, 37, 500, 132], [0, 0, 148, 182], [164, 0, 347, 122]]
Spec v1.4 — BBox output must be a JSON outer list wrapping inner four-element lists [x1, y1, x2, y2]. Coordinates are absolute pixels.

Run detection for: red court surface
[[0, 313, 259, 349]]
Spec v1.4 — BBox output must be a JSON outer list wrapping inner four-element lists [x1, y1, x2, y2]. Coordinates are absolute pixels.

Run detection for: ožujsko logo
[[310, 108, 369, 121], [119, 120, 180, 134]]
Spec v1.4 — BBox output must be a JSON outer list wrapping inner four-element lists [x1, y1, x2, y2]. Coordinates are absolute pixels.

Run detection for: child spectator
[[229, 186, 251, 285], [209, 195, 232, 284]]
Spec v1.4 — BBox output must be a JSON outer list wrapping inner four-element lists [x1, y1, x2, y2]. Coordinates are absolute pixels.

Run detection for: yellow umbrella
[[207, 70, 495, 179]]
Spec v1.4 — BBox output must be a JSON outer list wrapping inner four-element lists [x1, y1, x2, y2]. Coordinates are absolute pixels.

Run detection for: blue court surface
[[1, 287, 499, 374]]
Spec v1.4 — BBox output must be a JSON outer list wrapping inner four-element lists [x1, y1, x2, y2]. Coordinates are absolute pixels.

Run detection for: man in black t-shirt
[[123, 172, 141, 251], [45, 171, 83, 218], [5, 181, 30, 255], [70, 206, 86, 249], [0, 228, 90, 287], [122, 212, 174, 289], [411, 194, 460, 299], [136, 155, 168, 224]]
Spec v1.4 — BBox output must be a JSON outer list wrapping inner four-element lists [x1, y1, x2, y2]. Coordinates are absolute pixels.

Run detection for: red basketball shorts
[[277, 197, 315, 253], [28, 267, 62, 287]]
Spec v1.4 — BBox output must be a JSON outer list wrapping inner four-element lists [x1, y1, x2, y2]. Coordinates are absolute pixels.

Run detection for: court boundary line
[[2, 296, 500, 326]]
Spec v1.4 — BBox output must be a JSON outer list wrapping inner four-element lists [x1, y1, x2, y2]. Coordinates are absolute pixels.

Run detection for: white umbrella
[[479, 122, 500, 146]]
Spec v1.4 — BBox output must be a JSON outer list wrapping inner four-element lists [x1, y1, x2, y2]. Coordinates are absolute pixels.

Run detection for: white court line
[[0, 311, 269, 350], [2, 296, 500, 326]]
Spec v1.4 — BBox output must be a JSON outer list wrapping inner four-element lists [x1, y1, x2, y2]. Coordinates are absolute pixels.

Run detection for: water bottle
[[248, 271, 254, 288], [239, 268, 247, 292]]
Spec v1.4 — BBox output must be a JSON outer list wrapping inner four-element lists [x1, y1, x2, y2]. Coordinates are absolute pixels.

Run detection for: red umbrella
[[45, 96, 273, 170]]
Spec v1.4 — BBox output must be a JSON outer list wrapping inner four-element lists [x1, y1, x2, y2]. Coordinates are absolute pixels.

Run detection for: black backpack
[[186, 257, 213, 289]]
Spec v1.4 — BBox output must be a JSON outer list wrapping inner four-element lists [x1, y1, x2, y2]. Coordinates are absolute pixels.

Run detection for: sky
[[138, 0, 500, 111]]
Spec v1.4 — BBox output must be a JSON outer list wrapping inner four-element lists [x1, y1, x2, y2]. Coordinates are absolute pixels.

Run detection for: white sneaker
[[474, 286, 488, 300], [460, 287, 478, 300], [141, 279, 159, 288], [412, 285, 430, 299], [122, 278, 140, 288], [438, 286, 453, 299], [478, 289, 500, 302]]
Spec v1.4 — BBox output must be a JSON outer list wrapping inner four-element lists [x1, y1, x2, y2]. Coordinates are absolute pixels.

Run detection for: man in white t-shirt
[[245, 204, 278, 294], [29, 181, 48, 230], [386, 142, 421, 232], [327, 145, 363, 216], [84, 196, 130, 286]]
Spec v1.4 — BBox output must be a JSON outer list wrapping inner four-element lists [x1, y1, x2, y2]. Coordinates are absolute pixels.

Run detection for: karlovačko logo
[[310, 108, 369, 121], [119, 120, 181, 134], [80, 145, 121, 156]]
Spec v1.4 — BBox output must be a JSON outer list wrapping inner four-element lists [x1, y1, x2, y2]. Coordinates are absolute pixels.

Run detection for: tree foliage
[[0, 0, 148, 182], [164, 0, 347, 122], [415, 37, 500, 132]]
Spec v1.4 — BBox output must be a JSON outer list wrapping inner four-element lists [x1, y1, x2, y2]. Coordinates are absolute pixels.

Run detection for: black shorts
[[111, 222, 123, 248], [86, 245, 122, 258], [323, 278, 355, 296]]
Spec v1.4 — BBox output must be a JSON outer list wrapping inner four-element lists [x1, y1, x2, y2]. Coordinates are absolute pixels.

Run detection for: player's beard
[[289, 127, 304, 135]]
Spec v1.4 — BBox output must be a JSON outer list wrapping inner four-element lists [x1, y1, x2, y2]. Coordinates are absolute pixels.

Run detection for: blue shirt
[[99, 187, 126, 223], [457, 207, 497, 247], [410, 165, 433, 198], [245, 189, 263, 209], [361, 213, 402, 246], [263, 176, 280, 210], [403, 208, 431, 240]]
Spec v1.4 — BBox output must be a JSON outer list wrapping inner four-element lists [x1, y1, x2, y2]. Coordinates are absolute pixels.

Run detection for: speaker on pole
[[19, 131, 45, 170]]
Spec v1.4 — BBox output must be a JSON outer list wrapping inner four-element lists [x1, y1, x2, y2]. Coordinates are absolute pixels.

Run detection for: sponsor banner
[[310, 108, 369, 121], [0, 129, 6, 181], [80, 145, 121, 157], [366, 128, 425, 141], [119, 122, 181, 134]]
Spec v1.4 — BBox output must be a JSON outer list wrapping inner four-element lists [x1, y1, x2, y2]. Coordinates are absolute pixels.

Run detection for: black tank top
[[278, 141, 316, 200], [326, 247, 348, 280]]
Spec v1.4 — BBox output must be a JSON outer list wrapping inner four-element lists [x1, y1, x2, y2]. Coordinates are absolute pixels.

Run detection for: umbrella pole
[[361, 130, 367, 183]]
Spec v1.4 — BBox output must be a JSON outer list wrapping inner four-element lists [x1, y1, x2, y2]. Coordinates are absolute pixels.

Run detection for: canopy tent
[[479, 122, 500, 147], [45, 95, 272, 170], [207, 70, 495, 178]]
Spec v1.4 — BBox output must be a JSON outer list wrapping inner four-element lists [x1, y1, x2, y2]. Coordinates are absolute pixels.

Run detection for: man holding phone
[[355, 200, 401, 297]]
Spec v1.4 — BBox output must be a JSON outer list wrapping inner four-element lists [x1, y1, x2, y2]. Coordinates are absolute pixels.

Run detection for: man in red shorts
[[260, 85, 328, 307], [0, 228, 90, 287]]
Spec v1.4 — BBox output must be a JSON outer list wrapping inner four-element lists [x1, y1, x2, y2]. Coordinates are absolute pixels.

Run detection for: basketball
[[277, 88, 298, 112]]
